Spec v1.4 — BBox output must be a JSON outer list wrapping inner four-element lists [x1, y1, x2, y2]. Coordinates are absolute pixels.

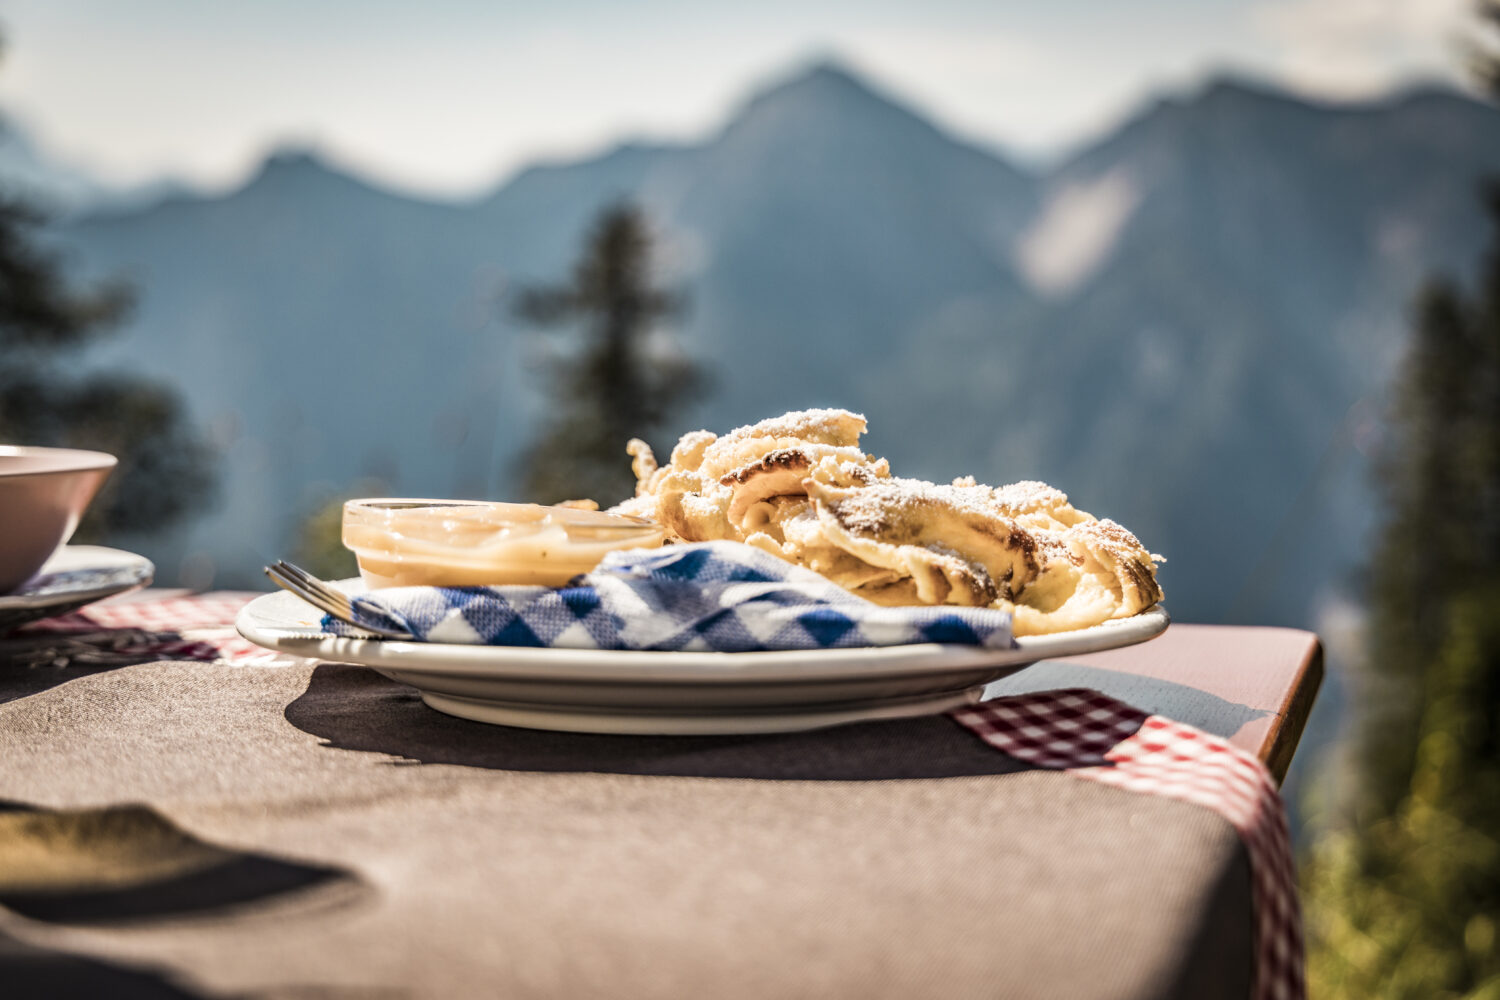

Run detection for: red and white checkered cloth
[[22, 591, 275, 665], [951, 689, 1304, 1000], [23, 594, 1302, 998]]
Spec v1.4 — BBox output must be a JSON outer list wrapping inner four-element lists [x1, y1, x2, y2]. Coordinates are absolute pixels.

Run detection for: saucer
[[0, 545, 155, 634]]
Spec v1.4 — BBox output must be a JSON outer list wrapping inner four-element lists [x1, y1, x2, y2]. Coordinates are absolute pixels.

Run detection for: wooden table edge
[[1257, 631, 1324, 785]]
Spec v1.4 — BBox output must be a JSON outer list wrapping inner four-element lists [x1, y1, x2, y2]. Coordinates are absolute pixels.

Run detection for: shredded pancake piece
[[611, 408, 1162, 635]]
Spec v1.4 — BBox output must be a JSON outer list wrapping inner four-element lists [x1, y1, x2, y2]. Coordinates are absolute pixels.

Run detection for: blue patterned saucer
[[0, 545, 154, 634]]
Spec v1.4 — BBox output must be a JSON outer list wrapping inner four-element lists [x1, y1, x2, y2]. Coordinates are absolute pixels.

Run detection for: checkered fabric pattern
[[23, 592, 274, 665], [332, 542, 1017, 653], [950, 689, 1304, 1000]]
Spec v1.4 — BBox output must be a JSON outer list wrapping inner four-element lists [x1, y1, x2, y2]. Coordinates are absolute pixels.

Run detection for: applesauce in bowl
[[342, 499, 666, 589]]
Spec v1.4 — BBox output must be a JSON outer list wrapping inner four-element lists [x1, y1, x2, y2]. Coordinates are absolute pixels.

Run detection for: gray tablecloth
[[0, 657, 1252, 999]]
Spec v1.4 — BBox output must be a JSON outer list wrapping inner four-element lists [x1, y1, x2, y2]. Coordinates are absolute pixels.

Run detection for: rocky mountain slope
[[24, 63, 1500, 626]]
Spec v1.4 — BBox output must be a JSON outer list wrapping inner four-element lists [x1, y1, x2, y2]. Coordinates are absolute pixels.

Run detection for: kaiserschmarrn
[[611, 408, 1163, 635]]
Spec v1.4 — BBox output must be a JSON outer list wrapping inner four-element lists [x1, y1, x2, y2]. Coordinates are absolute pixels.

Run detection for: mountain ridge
[[16, 63, 1490, 228], [22, 61, 1500, 635]]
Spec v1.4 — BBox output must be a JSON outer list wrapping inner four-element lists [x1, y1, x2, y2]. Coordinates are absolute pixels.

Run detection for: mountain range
[[15, 61, 1500, 630], [0, 116, 195, 216]]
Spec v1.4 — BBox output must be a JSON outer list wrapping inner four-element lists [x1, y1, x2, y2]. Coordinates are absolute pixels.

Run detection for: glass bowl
[[342, 498, 665, 589]]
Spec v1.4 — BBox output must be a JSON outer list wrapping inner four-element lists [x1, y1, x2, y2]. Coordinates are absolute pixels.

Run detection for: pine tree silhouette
[[1303, 5, 1500, 994], [0, 197, 215, 540], [512, 203, 704, 505]]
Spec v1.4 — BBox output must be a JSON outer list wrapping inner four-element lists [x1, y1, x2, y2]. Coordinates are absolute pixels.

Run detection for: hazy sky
[[0, 0, 1478, 197]]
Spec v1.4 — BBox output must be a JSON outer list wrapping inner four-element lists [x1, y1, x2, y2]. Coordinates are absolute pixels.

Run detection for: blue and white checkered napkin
[[327, 541, 1014, 653]]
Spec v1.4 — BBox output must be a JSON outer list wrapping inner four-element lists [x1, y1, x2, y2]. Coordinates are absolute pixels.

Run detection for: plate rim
[[236, 588, 1170, 684], [0, 544, 156, 610]]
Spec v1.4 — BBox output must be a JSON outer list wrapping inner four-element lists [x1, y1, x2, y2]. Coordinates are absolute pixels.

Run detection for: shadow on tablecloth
[[284, 662, 1037, 780], [0, 930, 207, 1000], [0, 660, 134, 707], [0, 801, 363, 925], [285, 661, 1270, 782]]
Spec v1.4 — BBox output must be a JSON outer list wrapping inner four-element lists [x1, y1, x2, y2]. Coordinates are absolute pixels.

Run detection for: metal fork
[[264, 560, 413, 640]]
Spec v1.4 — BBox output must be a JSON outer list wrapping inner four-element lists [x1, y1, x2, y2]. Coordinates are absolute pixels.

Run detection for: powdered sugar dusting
[[992, 480, 1072, 514], [721, 408, 866, 447], [826, 476, 1014, 535]]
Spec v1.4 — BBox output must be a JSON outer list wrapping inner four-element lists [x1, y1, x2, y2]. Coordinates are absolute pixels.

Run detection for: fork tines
[[263, 560, 412, 640]]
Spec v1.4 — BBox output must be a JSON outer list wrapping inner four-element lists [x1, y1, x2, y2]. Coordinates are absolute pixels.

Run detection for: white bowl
[[0, 445, 117, 593]]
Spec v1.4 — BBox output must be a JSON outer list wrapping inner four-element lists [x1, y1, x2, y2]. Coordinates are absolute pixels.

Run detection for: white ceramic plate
[[237, 583, 1170, 735], [0, 545, 155, 634]]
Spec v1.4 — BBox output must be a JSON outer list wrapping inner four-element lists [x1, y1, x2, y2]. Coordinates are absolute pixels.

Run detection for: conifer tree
[[0, 32, 214, 543], [1303, 6, 1500, 994], [512, 203, 704, 505], [0, 186, 215, 539]]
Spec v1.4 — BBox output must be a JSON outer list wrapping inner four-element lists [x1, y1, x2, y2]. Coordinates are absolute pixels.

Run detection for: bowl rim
[[343, 497, 661, 534], [0, 445, 118, 479]]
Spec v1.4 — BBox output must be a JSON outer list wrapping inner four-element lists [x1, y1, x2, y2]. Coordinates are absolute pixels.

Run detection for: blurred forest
[[0, 199, 215, 542], [0, 37, 215, 546], [1302, 4, 1500, 995]]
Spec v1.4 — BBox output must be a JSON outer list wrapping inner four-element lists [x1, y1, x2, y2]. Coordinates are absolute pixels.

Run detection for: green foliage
[[1306, 587, 1500, 998], [512, 203, 705, 506], [0, 201, 129, 348], [0, 199, 216, 540], [1304, 21, 1500, 994], [293, 494, 360, 582], [292, 478, 388, 582], [1472, 1, 1500, 99], [1303, 187, 1500, 997]]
